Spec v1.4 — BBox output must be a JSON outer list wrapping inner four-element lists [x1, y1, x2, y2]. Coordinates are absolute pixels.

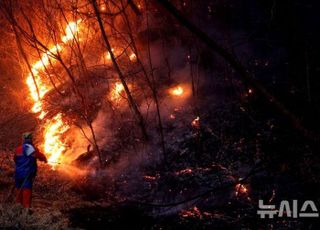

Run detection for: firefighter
[[14, 132, 47, 208]]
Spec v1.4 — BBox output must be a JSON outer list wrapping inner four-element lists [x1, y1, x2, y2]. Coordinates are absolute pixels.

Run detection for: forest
[[0, 0, 319, 229]]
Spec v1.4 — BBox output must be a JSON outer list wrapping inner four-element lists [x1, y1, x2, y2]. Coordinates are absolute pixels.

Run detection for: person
[[14, 132, 47, 208]]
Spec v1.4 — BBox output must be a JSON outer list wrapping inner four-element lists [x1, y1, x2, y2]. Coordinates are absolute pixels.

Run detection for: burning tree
[[0, 0, 177, 167]]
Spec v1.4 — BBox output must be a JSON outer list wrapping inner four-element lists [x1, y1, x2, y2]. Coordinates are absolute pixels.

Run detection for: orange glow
[[170, 86, 184, 96], [129, 53, 137, 62], [175, 168, 193, 175], [100, 5, 106, 12], [111, 82, 124, 101], [104, 48, 115, 62], [181, 206, 202, 218], [106, 52, 111, 60]]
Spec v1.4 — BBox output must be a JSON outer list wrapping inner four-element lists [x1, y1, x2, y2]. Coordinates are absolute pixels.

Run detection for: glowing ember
[[191, 116, 200, 129], [180, 206, 202, 218], [143, 175, 157, 181], [100, 5, 106, 12], [235, 183, 248, 196], [175, 168, 193, 175], [129, 53, 137, 62], [170, 86, 184, 96]]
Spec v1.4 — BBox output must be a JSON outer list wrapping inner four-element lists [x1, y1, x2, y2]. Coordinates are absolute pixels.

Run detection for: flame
[[62, 20, 81, 43], [103, 49, 136, 63], [110, 82, 132, 103], [170, 86, 184, 96], [129, 53, 137, 62], [26, 45, 62, 113], [44, 113, 70, 163], [26, 20, 81, 166], [104, 48, 115, 61], [111, 82, 124, 101]]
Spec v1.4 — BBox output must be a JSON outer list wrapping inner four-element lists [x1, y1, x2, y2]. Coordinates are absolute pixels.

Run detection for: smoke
[[91, 110, 111, 147], [63, 126, 89, 161], [44, 1, 205, 181]]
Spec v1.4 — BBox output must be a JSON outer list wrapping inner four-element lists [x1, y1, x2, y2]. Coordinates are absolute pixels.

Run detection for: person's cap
[[22, 132, 33, 140]]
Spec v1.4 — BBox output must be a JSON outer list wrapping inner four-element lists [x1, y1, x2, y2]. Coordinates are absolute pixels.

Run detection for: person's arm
[[32, 148, 48, 163], [14, 146, 22, 163]]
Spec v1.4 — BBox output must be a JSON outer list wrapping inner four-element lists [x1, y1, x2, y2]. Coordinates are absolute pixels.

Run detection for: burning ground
[[1, 0, 320, 229]]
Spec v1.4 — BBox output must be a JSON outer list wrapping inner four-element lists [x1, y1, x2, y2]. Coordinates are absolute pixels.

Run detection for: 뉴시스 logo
[[257, 200, 319, 218]]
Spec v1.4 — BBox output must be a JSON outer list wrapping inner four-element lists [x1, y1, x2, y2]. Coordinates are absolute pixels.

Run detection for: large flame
[[26, 21, 81, 166], [44, 113, 70, 163], [26, 45, 62, 113]]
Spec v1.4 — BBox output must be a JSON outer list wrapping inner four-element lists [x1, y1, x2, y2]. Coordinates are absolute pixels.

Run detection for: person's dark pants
[[15, 177, 33, 208]]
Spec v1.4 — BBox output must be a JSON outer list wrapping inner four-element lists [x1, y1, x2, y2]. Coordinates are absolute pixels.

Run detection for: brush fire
[[26, 21, 81, 166], [0, 0, 318, 229]]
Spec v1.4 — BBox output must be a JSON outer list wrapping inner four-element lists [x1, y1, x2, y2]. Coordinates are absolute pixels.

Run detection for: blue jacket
[[14, 140, 47, 179]]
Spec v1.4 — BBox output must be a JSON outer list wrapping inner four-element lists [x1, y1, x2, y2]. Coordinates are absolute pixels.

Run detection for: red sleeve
[[14, 146, 23, 163], [32, 148, 47, 163]]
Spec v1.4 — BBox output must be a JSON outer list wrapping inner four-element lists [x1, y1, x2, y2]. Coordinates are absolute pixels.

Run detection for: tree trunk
[[91, 0, 149, 141]]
